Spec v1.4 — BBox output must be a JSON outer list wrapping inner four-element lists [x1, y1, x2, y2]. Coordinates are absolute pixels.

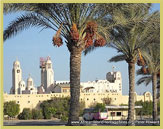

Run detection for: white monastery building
[[10, 57, 123, 95], [81, 71, 122, 94], [5, 56, 152, 113]]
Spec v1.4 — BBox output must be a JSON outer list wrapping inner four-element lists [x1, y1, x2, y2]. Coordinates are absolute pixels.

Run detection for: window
[[111, 112, 115, 116], [29, 81, 32, 86], [48, 63, 51, 68], [146, 93, 150, 97], [17, 70, 20, 73], [87, 98, 89, 100], [28, 101, 30, 103], [17, 101, 19, 104], [63, 89, 67, 92], [117, 112, 122, 116]]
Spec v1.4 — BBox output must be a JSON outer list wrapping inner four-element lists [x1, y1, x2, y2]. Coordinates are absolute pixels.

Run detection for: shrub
[[40, 97, 85, 119], [4, 101, 20, 118], [94, 103, 106, 112], [61, 115, 68, 122], [18, 108, 32, 120], [32, 109, 43, 119], [40, 101, 56, 119], [102, 97, 112, 105], [135, 100, 153, 115]]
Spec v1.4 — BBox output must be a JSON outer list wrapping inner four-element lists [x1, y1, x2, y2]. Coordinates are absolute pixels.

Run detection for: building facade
[[4, 92, 152, 113], [5, 57, 153, 115]]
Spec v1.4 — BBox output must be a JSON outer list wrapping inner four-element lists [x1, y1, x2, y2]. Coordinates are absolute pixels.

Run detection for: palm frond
[[136, 75, 152, 86], [136, 69, 144, 75], [4, 13, 56, 41], [109, 54, 126, 62], [83, 45, 97, 56]]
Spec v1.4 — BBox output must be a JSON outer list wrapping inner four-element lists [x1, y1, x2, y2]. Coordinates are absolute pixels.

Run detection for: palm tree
[[136, 43, 160, 121], [3, 3, 133, 125], [84, 4, 159, 125], [107, 11, 159, 125]]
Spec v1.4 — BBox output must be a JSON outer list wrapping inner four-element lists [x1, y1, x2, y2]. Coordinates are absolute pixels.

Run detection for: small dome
[[19, 80, 25, 85], [46, 59, 52, 64], [46, 56, 52, 63], [13, 60, 20, 66], [27, 75, 33, 82]]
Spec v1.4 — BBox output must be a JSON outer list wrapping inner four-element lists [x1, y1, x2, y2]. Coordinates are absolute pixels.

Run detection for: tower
[[40, 56, 54, 93], [10, 59, 22, 94], [106, 68, 122, 94]]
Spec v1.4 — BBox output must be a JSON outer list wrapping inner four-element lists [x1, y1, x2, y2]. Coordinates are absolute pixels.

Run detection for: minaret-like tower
[[40, 56, 54, 93], [10, 59, 22, 94], [106, 66, 122, 94]]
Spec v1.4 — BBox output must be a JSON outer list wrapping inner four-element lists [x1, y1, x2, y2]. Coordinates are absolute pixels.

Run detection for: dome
[[19, 80, 25, 85], [46, 59, 52, 64], [27, 75, 33, 82], [13, 60, 20, 67], [46, 56, 52, 63], [106, 72, 115, 82]]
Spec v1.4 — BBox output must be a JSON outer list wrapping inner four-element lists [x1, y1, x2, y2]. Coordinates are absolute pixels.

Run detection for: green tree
[[32, 109, 43, 119], [106, 10, 159, 125], [3, 3, 154, 125], [40, 101, 56, 119], [102, 97, 112, 105], [18, 108, 32, 120], [3, 4, 110, 124], [136, 43, 160, 121], [84, 4, 159, 126], [94, 103, 106, 112], [40, 97, 85, 121], [135, 100, 153, 116], [4, 101, 20, 118]]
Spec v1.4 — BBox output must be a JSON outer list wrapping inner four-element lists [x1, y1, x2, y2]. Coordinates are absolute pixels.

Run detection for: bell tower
[[40, 56, 54, 93], [10, 59, 22, 94]]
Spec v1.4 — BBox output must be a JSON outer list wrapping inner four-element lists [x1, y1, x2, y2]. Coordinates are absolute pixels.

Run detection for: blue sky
[[3, 3, 160, 95]]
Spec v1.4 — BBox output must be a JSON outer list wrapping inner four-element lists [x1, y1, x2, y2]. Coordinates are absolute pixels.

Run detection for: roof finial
[[112, 66, 115, 72], [47, 55, 51, 60]]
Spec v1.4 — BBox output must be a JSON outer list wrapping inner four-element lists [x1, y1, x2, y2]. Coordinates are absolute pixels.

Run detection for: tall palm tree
[[136, 43, 160, 121], [84, 4, 159, 125], [107, 11, 159, 125]]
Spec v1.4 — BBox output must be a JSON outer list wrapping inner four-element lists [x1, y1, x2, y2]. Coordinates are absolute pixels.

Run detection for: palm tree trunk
[[67, 48, 82, 126], [127, 62, 135, 126], [152, 73, 157, 121]]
